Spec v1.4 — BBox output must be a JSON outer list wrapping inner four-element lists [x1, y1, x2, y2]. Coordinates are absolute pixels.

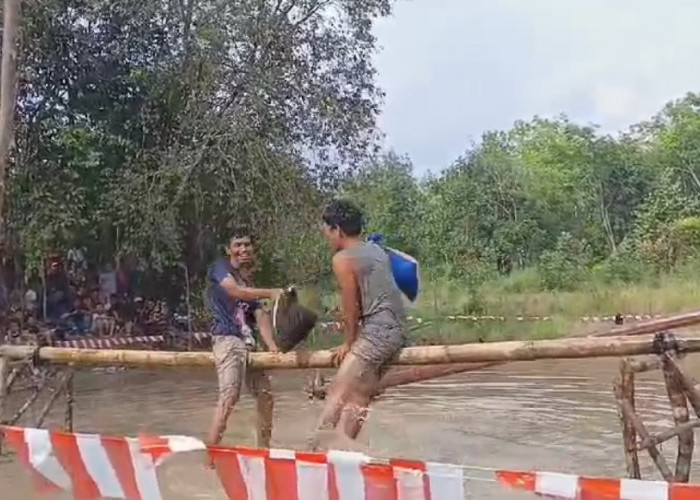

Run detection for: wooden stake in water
[[0, 355, 8, 422], [0, 355, 8, 453], [616, 360, 641, 479], [64, 367, 74, 432], [661, 355, 694, 482]]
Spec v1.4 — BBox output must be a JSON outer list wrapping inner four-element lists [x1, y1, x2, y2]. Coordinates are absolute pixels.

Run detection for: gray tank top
[[339, 242, 406, 329]]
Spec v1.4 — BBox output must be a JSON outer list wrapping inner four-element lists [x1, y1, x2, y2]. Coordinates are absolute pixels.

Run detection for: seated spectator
[[45, 257, 72, 323]]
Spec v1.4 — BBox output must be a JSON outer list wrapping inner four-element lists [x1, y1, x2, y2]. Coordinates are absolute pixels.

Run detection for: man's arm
[[332, 252, 361, 346], [212, 261, 282, 302], [254, 308, 279, 352]]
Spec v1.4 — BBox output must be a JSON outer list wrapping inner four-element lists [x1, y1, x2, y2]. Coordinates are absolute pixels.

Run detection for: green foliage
[[537, 232, 591, 291], [6, 0, 700, 309], [8, 0, 393, 286]]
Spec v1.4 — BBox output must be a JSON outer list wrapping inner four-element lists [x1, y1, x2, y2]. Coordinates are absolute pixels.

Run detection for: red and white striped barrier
[[407, 314, 664, 324], [6, 426, 700, 500], [2, 426, 465, 500], [496, 470, 700, 499]]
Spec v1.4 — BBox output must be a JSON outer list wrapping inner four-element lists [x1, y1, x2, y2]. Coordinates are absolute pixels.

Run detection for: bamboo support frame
[[614, 381, 674, 481], [661, 357, 694, 482], [665, 355, 700, 418], [34, 372, 71, 428], [638, 419, 700, 450]]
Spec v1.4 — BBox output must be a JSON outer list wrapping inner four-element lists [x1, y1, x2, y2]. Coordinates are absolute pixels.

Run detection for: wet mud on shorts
[[349, 324, 406, 379], [212, 335, 267, 401]]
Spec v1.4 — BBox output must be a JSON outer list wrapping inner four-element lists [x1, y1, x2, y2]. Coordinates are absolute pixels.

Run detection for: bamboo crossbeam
[[637, 420, 700, 450], [2, 334, 700, 369]]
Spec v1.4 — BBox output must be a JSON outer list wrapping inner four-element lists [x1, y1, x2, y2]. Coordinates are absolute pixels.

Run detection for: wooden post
[[0, 354, 8, 453], [64, 367, 74, 432], [614, 381, 673, 481], [616, 361, 641, 479], [665, 355, 700, 418], [0, 355, 8, 422], [661, 357, 693, 482]]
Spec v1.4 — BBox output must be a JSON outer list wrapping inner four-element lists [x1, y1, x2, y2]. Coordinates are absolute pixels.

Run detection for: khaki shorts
[[212, 335, 269, 403]]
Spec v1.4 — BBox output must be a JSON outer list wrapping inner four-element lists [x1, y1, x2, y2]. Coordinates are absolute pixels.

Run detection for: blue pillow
[[368, 233, 420, 303]]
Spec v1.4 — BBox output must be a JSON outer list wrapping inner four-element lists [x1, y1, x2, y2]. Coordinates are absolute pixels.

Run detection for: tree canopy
[[4, 0, 700, 297]]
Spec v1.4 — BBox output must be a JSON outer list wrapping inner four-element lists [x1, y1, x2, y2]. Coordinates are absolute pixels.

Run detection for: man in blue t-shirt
[[205, 227, 283, 450]]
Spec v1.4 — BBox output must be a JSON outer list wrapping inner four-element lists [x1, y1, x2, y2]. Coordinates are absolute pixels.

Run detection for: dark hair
[[229, 225, 253, 243], [322, 199, 363, 237]]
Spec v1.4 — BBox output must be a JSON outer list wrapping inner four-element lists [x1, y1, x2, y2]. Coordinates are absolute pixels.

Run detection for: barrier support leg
[[617, 360, 641, 479], [64, 367, 74, 432], [662, 356, 693, 482]]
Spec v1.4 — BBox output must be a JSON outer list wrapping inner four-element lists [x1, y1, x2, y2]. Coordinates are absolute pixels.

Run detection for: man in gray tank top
[[310, 199, 406, 450]]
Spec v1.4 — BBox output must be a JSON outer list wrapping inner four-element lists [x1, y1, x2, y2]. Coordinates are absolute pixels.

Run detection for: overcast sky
[[373, 0, 700, 174]]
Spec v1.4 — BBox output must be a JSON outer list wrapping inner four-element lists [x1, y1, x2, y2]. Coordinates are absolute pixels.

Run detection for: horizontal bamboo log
[[3, 334, 700, 369], [310, 312, 694, 397], [592, 311, 700, 338]]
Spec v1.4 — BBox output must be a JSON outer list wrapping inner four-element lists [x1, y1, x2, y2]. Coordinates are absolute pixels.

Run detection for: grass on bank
[[297, 261, 700, 347]]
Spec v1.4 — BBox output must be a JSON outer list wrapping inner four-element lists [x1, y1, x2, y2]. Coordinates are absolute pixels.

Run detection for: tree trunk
[[0, 0, 20, 240]]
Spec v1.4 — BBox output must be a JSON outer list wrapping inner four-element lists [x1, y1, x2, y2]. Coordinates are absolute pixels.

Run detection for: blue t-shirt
[[206, 259, 261, 337]]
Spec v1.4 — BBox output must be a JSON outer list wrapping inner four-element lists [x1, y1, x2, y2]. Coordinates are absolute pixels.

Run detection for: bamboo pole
[[638, 420, 700, 450], [661, 358, 693, 482], [8, 381, 44, 425], [592, 311, 700, 338], [34, 371, 71, 428], [0, 355, 8, 422], [665, 356, 700, 418], [617, 361, 641, 479], [614, 382, 674, 482], [0, 355, 8, 452], [307, 311, 685, 398], [3, 334, 700, 369], [64, 368, 74, 432]]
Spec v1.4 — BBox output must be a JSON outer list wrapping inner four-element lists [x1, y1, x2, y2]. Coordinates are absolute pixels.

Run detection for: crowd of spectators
[[4, 252, 180, 341]]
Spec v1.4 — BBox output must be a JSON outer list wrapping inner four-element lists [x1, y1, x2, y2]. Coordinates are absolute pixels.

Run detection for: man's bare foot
[[312, 430, 369, 453]]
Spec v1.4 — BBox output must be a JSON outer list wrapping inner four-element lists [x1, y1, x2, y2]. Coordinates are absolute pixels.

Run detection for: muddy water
[[3, 356, 700, 499]]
